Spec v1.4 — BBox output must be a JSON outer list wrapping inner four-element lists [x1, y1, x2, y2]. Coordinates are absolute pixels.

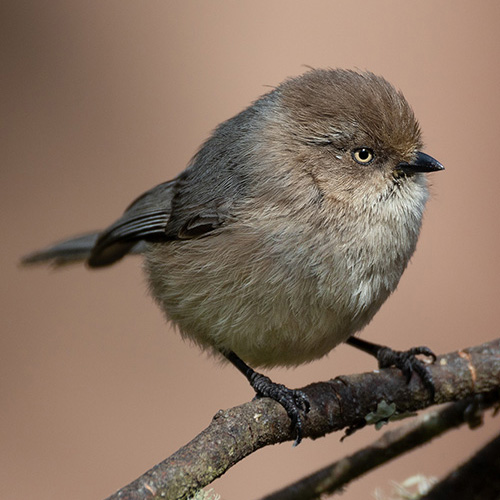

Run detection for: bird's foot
[[346, 337, 436, 401], [223, 350, 310, 445], [376, 345, 436, 401], [249, 372, 310, 446]]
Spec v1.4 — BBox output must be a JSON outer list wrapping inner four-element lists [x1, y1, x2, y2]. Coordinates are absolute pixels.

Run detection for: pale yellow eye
[[352, 148, 375, 165]]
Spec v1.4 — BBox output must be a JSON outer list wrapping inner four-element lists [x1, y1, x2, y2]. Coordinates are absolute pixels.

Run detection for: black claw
[[376, 346, 436, 401], [250, 372, 310, 445], [407, 346, 437, 362], [224, 350, 310, 445]]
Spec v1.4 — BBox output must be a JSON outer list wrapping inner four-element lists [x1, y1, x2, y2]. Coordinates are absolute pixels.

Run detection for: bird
[[22, 68, 444, 445]]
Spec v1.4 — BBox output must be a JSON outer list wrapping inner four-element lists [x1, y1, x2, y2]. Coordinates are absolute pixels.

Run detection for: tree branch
[[420, 430, 500, 500], [105, 338, 500, 500], [258, 392, 500, 500]]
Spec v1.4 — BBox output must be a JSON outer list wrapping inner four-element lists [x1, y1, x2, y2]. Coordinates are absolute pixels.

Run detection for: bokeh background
[[2, 1, 499, 499]]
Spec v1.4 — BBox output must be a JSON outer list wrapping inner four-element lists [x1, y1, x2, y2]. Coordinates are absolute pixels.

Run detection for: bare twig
[[420, 430, 500, 500], [105, 339, 500, 500]]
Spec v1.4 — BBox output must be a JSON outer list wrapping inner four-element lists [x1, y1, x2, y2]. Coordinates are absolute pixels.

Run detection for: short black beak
[[396, 151, 444, 174]]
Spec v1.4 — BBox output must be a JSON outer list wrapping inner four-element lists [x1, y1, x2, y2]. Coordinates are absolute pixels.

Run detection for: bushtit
[[23, 69, 443, 444]]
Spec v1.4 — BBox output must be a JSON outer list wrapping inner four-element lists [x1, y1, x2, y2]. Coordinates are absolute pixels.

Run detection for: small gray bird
[[23, 69, 443, 444]]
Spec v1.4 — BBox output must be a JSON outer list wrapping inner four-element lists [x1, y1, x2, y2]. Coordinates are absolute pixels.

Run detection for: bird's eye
[[352, 148, 375, 165]]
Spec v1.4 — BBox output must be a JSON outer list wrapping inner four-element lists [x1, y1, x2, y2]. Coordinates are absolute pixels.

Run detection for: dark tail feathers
[[21, 232, 146, 267]]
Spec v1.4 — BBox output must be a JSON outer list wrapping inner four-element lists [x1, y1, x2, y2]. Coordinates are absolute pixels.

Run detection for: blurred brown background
[[2, 1, 499, 499]]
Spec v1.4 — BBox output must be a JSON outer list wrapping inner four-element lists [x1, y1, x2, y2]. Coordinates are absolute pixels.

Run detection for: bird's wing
[[88, 180, 176, 267], [89, 163, 245, 266], [89, 105, 260, 267]]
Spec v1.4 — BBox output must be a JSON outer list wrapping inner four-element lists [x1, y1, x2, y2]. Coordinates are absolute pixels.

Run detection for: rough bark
[[259, 392, 500, 500]]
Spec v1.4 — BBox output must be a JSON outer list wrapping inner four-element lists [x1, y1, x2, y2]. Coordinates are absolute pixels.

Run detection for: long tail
[[21, 232, 146, 267], [21, 181, 174, 268]]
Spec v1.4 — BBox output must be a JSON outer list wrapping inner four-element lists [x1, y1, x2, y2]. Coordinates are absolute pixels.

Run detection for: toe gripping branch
[[225, 337, 435, 446], [224, 351, 310, 446], [346, 336, 437, 401]]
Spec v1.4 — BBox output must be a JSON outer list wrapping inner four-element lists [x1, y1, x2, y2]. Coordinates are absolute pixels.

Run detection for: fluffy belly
[[144, 228, 393, 368]]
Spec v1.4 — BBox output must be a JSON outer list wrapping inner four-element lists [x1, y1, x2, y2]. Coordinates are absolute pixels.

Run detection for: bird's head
[[265, 69, 443, 207]]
